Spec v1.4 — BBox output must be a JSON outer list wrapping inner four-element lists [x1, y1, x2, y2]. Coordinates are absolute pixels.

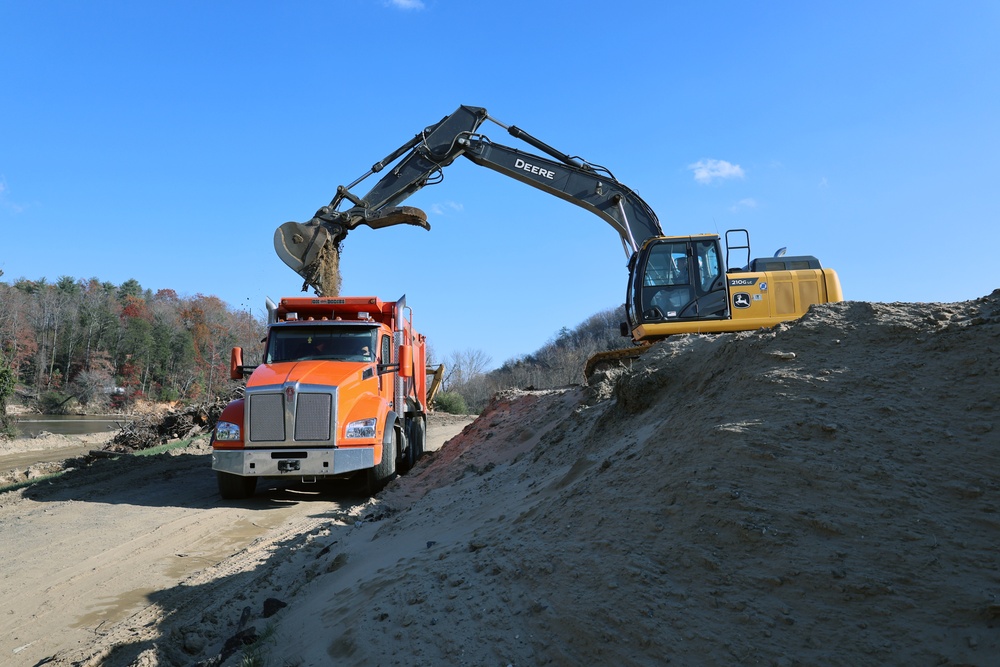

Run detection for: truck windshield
[[266, 326, 377, 363]]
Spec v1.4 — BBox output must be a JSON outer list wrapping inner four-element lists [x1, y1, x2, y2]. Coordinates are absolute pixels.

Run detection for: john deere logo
[[733, 292, 752, 309]]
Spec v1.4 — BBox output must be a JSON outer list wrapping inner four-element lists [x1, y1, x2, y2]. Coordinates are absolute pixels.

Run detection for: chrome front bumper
[[212, 447, 375, 477]]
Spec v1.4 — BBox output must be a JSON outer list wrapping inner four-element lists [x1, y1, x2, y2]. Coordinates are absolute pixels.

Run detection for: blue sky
[[2, 1, 998, 368]]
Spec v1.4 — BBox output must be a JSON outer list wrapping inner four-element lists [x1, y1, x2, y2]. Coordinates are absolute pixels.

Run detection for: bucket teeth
[[353, 206, 430, 231]]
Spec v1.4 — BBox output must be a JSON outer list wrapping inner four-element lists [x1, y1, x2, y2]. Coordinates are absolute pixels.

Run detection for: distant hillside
[[445, 305, 632, 411]]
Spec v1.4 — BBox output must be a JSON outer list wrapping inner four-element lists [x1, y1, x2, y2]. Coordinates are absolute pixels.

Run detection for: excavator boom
[[275, 105, 663, 294], [457, 137, 661, 254]]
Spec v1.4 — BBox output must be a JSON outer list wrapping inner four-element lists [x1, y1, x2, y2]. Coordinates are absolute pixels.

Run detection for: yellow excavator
[[274, 105, 843, 375]]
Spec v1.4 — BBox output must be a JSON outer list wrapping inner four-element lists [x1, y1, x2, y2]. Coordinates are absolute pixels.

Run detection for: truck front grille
[[249, 393, 285, 441], [294, 393, 332, 441], [246, 385, 336, 446]]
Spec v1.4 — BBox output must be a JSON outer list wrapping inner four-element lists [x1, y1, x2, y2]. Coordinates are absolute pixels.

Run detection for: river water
[[14, 415, 122, 438]]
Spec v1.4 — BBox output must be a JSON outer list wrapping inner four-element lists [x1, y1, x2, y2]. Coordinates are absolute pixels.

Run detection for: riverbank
[[5, 399, 174, 439], [1, 429, 114, 455], [0, 430, 116, 488], [5, 397, 175, 418]]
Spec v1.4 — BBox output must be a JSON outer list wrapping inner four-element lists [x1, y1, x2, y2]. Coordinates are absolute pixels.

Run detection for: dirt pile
[[265, 292, 999, 666]]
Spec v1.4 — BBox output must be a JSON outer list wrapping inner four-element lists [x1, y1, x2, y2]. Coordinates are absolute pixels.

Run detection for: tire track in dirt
[[0, 444, 362, 667], [67, 511, 357, 666], [1, 414, 474, 666]]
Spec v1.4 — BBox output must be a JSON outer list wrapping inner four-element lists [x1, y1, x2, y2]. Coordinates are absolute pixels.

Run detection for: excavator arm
[[275, 105, 664, 295]]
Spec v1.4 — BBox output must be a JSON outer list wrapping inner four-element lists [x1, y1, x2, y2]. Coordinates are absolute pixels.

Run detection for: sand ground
[[1, 292, 998, 666]]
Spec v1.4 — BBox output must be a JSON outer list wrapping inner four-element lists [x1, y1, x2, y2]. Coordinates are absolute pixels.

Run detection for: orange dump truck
[[212, 295, 427, 499]]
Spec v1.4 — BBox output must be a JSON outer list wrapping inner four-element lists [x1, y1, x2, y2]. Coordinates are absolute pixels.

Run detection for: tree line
[[0, 273, 265, 423]]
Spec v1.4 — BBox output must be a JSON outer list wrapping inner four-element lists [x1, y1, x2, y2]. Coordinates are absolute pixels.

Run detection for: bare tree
[[70, 351, 115, 410], [443, 348, 493, 390]]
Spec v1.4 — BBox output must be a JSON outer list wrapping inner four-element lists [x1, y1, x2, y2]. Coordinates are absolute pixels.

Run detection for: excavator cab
[[626, 234, 730, 330], [622, 229, 843, 347]]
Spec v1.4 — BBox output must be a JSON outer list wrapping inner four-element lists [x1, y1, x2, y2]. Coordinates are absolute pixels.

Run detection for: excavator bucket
[[273, 219, 346, 296], [274, 205, 430, 276], [274, 220, 333, 278], [274, 207, 430, 296]]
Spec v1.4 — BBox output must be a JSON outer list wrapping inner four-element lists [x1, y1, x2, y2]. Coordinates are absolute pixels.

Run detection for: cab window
[[266, 327, 376, 363], [694, 240, 722, 293], [643, 242, 690, 287], [380, 334, 391, 364]]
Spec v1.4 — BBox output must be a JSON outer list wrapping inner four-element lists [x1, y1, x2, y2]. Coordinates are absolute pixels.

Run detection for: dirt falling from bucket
[[316, 240, 343, 297]]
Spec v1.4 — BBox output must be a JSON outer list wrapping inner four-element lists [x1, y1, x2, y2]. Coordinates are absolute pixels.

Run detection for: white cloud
[[429, 201, 463, 216], [388, 0, 425, 9], [0, 176, 27, 213], [819, 177, 829, 188], [729, 198, 758, 213], [688, 159, 745, 184]]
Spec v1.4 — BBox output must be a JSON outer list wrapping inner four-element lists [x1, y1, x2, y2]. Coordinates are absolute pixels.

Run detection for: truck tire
[[410, 416, 426, 463], [366, 427, 398, 495], [217, 471, 257, 500], [399, 418, 419, 474]]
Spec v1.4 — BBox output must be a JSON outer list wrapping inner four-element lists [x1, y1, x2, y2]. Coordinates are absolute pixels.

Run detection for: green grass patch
[[132, 440, 192, 457], [132, 434, 210, 457], [240, 622, 278, 667], [0, 470, 67, 494]]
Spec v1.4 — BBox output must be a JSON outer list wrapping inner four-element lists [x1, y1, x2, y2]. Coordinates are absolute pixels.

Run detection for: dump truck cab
[[212, 295, 427, 499]]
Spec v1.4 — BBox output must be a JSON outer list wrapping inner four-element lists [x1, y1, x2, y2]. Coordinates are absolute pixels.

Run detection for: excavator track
[[584, 344, 651, 381]]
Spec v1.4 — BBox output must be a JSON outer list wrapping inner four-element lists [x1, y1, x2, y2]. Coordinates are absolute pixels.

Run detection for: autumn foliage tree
[[0, 276, 266, 413]]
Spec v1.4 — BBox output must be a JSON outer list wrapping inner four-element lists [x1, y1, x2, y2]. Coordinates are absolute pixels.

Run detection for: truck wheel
[[411, 416, 426, 462], [399, 416, 426, 474], [217, 471, 257, 500], [399, 419, 418, 473], [366, 427, 398, 495]]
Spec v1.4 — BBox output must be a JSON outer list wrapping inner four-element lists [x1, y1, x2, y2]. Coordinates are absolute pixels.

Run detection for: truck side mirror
[[398, 344, 413, 378], [230, 347, 244, 380]]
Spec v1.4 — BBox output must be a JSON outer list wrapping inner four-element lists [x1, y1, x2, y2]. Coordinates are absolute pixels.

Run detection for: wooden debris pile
[[105, 387, 243, 453]]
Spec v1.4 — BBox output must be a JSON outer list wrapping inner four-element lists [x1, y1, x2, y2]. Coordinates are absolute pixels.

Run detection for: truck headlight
[[345, 418, 377, 439], [215, 421, 241, 441]]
